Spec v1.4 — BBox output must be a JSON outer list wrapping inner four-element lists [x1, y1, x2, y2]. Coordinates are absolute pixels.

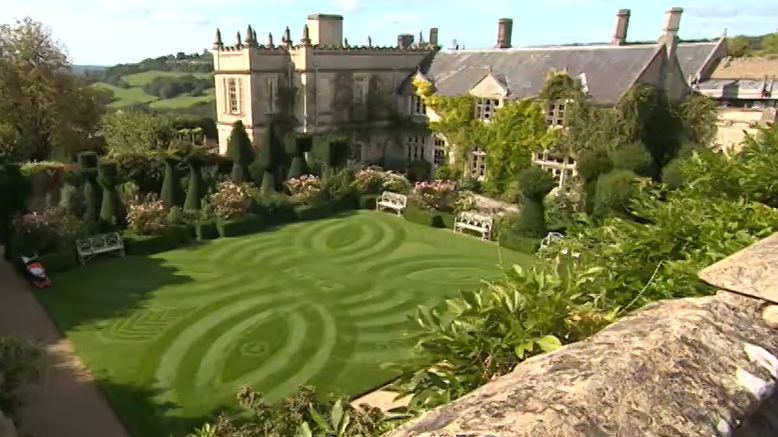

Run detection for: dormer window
[[475, 98, 500, 121], [410, 95, 426, 116], [546, 99, 570, 127]]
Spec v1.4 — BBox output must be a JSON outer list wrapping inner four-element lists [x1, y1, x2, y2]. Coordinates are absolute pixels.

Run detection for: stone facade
[[210, 8, 728, 181]]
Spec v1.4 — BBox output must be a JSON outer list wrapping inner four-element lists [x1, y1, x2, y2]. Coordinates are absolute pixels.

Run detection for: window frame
[[264, 75, 278, 114], [475, 98, 500, 121]]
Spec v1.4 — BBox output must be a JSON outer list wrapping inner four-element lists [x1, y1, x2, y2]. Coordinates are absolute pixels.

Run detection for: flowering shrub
[[209, 180, 252, 220], [454, 191, 478, 213], [382, 171, 411, 194], [126, 200, 168, 235], [286, 174, 321, 204], [411, 179, 458, 212], [352, 167, 386, 194], [13, 207, 89, 253]]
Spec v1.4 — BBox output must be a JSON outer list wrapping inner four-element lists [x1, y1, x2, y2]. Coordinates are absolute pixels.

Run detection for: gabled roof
[[402, 41, 721, 104]]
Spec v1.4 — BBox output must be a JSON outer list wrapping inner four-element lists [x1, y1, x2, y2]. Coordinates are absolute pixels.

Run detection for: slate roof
[[406, 41, 720, 104]]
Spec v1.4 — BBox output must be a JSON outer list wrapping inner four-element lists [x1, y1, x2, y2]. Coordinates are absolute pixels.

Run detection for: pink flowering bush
[[12, 207, 90, 253], [352, 167, 386, 194], [411, 179, 458, 212], [126, 200, 168, 235], [209, 180, 252, 220], [286, 174, 321, 204]]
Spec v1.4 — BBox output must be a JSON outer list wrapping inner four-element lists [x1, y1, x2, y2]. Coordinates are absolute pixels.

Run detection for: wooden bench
[[453, 211, 494, 240], [375, 191, 407, 216], [76, 232, 125, 265]]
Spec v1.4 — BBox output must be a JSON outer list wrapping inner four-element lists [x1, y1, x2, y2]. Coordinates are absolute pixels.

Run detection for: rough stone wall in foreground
[[0, 409, 17, 437], [384, 291, 778, 437]]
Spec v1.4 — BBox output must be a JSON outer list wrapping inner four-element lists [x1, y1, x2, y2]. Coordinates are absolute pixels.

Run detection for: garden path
[[0, 247, 129, 437]]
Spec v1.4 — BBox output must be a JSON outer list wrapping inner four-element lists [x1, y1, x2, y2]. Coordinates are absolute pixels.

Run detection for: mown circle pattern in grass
[[44, 211, 530, 434], [239, 341, 269, 357]]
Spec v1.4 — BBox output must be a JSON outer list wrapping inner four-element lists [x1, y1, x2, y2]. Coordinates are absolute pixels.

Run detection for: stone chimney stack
[[496, 18, 513, 49], [306, 13, 344, 47], [612, 9, 630, 45], [661, 7, 683, 38], [398, 33, 414, 49], [429, 27, 439, 47]]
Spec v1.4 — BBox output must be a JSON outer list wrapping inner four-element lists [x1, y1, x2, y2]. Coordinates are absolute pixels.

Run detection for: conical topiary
[[98, 161, 126, 230], [160, 155, 185, 210], [253, 121, 283, 193], [286, 133, 313, 180], [184, 153, 206, 211], [225, 120, 254, 183], [515, 166, 557, 238]]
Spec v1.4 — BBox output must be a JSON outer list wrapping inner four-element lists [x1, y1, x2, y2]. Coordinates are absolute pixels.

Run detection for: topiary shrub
[[253, 122, 284, 193], [311, 136, 350, 172], [225, 120, 255, 183], [77, 151, 102, 223], [160, 155, 184, 210], [515, 166, 556, 238], [592, 169, 640, 220], [611, 142, 654, 177], [183, 153, 206, 211], [97, 161, 126, 230], [576, 148, 613, 215], [285, 133, 313, 180], [114, 152, 164, 195]]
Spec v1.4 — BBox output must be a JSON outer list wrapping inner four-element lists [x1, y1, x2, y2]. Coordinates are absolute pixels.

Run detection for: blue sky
[[3, 0, 778, 65]]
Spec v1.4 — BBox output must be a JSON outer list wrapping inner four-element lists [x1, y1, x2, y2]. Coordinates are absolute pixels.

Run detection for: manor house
[[210, 7, 731, 186]]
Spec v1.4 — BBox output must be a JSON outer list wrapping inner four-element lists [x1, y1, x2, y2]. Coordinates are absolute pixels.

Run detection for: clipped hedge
[[402, 205, 447, 228], [497, 229, 541, 254], [358, 194, 378, 210], [195, 220, 220, 240], [216, 214, 264, 237], [123, 225, 194, 255], [39, 247, 79, 273], [295, 204, 331, 221]]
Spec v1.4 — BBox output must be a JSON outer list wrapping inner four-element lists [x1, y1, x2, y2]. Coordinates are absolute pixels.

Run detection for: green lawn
[[36, 211, 533, 437], [92, 83, 158, 107]]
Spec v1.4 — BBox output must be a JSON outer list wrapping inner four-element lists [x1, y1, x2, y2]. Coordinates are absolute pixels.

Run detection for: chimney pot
[[429, 27, 439, 47], [398, 33, 414, 49], [612, 9, 630, 45], [496, 18, 513, 49], [662, 6, 683, 36]]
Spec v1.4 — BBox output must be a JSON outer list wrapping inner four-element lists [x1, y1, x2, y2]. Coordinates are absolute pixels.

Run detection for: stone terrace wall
[[0, 409, 18, 437], [385, 234, 778, 437]]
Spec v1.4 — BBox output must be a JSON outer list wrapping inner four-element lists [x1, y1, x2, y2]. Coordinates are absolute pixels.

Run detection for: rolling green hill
[[91, 70, 215, 109]]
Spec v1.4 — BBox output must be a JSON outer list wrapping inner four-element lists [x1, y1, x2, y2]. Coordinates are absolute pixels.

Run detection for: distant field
[[92, 70, 215, 109]]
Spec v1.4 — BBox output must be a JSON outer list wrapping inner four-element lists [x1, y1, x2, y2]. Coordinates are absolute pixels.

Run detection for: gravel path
[[0, 247, 129, 437]]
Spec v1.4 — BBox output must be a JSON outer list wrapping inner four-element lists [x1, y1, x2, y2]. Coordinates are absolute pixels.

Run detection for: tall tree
[[0, 18, 104, 161], [101, 111, 174, 156], [727, 35, 750, 57]]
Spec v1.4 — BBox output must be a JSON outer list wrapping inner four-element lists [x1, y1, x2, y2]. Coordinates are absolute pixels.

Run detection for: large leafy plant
[[385, 259, 610, 411]]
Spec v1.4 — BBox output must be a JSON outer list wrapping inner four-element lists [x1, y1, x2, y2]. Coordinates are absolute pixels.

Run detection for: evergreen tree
[[515, 167, 556, 238], [286, 133, 313, 179], [77, 151, 102, 222], [225, 120, 254, 183], [0, 163, 31, 260], [160, 155, 185, 210], [184, 153, 206, 211], [576, 148, 613, 215], [97, 161, 126, 230], [253, 122, 283, 193]]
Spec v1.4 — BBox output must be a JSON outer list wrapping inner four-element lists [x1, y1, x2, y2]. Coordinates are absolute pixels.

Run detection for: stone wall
[[385, 234, 778, 437]]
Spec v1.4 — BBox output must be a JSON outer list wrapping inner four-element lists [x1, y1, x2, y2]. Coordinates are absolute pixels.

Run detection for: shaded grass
[[35, 211, 534, 437]]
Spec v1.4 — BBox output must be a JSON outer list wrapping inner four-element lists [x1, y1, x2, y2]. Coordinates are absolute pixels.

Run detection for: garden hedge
[[295, 204, 331, 221], [497, 229, 541, 254], [358, 194, 378, 210], [195, 221, 220, 240], [216, 214, 264, 237], [123, 225, 194, 255], [39, 247, 79, 273]]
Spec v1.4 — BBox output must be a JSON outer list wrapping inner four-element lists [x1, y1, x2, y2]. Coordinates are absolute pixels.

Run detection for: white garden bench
[[453, 211, 494, 240], [76, 232, 125, 265], [540, 231, 564, 249], [375, 191, 407, 216]]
